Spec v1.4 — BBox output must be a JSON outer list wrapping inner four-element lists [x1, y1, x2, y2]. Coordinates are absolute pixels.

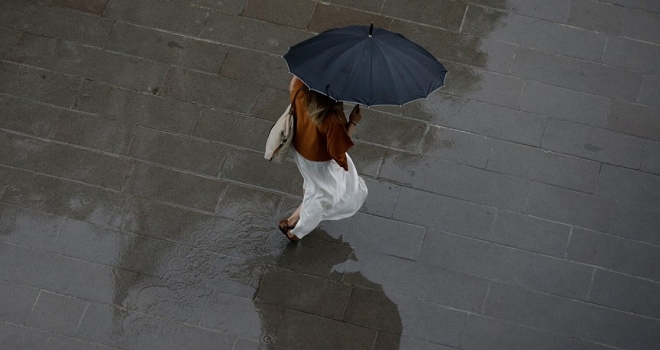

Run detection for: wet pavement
[[1, 0, 659, 349]]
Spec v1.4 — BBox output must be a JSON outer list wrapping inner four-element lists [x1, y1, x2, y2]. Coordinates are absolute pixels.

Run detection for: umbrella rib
[[376, 42, 428, 102]]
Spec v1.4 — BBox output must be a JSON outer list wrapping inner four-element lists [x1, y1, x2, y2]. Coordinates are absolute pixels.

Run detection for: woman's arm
[[346, 104, 362, 137]]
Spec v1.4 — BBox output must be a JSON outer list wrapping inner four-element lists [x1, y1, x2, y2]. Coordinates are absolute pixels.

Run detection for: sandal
[[278, 219, 299, 243]]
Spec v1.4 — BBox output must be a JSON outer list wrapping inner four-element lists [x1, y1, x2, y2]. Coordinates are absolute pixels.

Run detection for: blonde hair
[[301, 87, 344, 126]]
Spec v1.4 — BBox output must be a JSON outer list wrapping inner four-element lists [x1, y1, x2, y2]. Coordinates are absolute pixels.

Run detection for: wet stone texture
[[0, 1, 659, 349]]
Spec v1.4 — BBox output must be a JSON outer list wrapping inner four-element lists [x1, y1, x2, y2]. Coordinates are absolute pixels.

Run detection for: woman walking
[[278, 76, 368, 242]]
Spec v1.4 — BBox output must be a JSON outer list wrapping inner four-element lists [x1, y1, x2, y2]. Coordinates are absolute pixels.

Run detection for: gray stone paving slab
[[0, 94, 60, 138], [567, 227, 660, 281], [242, 0, 316, 30], [390, 20, 517, 74], [525, 182, 614, 232], [375, 332, 457, 350], [442, 62, 525, 108], [76, 302, 236, 350], [105, 22, 229, 75], [46, 334, 118, 350], [26, 291, 87, 336], [347, 141, 388, 178], [385, 293, 467, 347], [251, 86, 290, 122], [421, 94, 546, 146], [641, 140, 660, 175], [589, 269, 660, 319], [511, 47, 644, 101], [464, 6, 607, 61], [344, 287, 404, 334], [638, 75, 660, 107], [122, 273, 212, 324], [603, 36, 660, 75], [0, 242, 137, 304], [393, 186, 497, 234], [359, 178, 400, 217], [13, 33, 168, 93], [232, 338, 287, 350], [344, 250, 490, 311], [421, 126, 492, 168], [160, 67, 262, 114], [177, 0, 246, 14], [608, 201, 660, 245], [221, 148, 303, 195], [420, 230, 593, 298], [0, 130, 134, 191], [541, 118, 646, 168], [40, 0, 109, 15], [327, 0, 383, 13], [49, 110, 134, 154], [125, 162, 227, 212], [256, 267, 351, 320], [201, 12, 313, 55], [621, 8, 660, 44], [567, 0, 625, 35], [0, 280, 40, 324], [104, 0, 208, 36], [320, 212, 425, 260], [0, 0, 114, 47], [607, 100, 660, 141], [201, 294, 283, 341], [484, 282, 660, 350], [1, 169, 131, 228], [123, 197, 222, 242], [596, 164, 660, 209], [308, 3, 393, 34], [381, 152, 530, 212], [0, 203, 64, 250], [487, 210, 572, 258], [273, 309, 377, 349], [74, 80, 202, 134], [487, 140, 601, 192], [480, 0, 573, 22], [0, 28, 20, 60], [598, 0, 660, 13], [519, 81, 611, 128], [52, 218, 177, 275], [267, 236, 351, 280], [220, 47, 291, 91], [127, 126, 231, 176], [381, 0, 466, 31], [194, 109, 273, 152], [0, 61, 81, 107], [352, 108, 427, 152], [461, 314, 611, 350], [0, 321, 50, 350]]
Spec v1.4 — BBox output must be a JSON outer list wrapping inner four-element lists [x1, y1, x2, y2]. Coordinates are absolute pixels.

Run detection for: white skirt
[[290, 149, 368, 239]]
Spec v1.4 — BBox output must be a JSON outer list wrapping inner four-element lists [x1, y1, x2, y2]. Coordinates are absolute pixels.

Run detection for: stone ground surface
[[1, 0, 660, 349]]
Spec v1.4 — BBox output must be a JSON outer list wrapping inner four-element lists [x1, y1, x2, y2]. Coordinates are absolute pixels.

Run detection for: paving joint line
[[458, 4, 469, 33], [586, 268, 597, 301], [27, 289, 43, 324], [74, 302, 91, 335]]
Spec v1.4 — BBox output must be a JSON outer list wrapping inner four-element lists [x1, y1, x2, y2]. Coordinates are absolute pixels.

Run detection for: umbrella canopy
[[284, 24, 447, 106]]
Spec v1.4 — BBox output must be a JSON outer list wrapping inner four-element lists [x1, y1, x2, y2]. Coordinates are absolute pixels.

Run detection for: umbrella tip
[[369, 23, 373, 37]]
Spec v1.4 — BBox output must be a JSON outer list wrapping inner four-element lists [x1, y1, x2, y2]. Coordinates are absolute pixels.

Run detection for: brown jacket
[[290, 78, 354, 170]]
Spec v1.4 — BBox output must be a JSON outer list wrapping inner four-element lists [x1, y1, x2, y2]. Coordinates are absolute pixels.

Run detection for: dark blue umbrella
[[284, 24, 447, 106]]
